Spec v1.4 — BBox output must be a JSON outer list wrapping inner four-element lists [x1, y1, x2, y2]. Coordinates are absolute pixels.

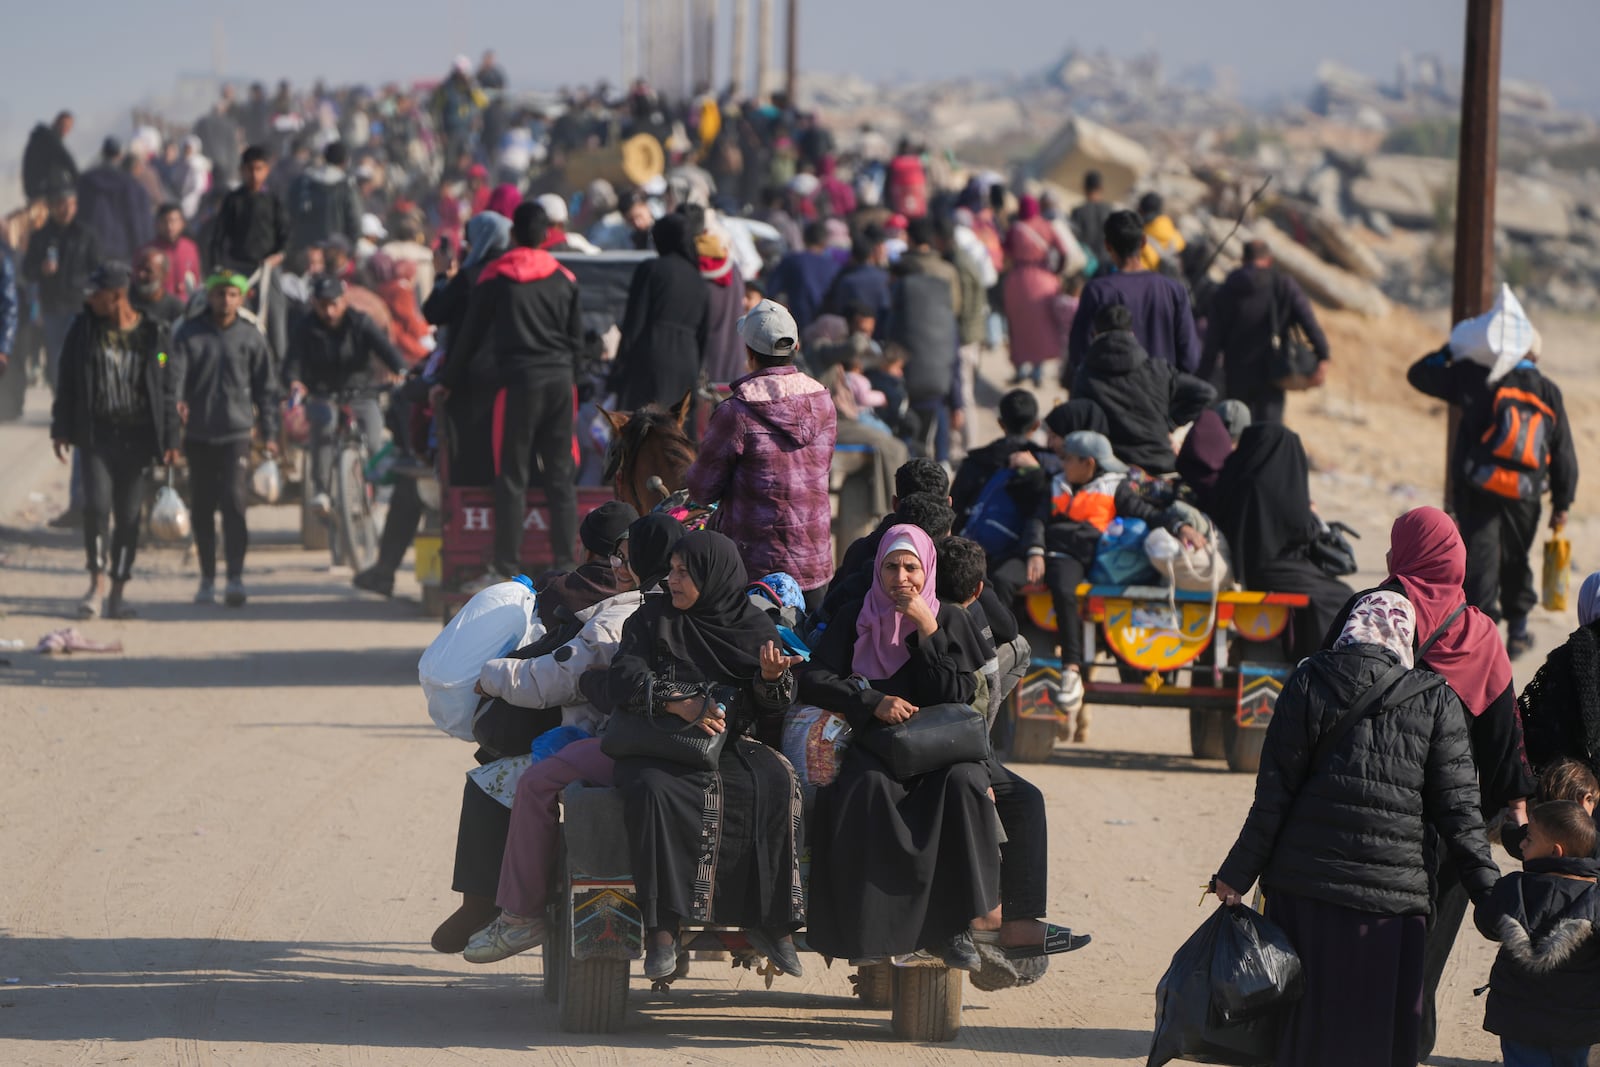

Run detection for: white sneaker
[[194, 580, 216, 605], [1054, 671, 1085, 713], [310, 492, 332, 519]]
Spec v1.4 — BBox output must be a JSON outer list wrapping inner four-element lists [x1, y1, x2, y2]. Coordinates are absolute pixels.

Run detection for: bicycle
[[301, 388, 383, 573]]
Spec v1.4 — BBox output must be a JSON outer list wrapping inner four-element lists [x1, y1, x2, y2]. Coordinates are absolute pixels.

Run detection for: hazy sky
[[3, 0, 1598, 153]]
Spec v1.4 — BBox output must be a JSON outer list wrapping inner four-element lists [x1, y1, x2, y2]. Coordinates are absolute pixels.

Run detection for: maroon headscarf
[[485, 183, 521, 219], [1016, 195, 1041, 222], [1175, 409, 1234, 510], [1387, 507, 1513, 716]]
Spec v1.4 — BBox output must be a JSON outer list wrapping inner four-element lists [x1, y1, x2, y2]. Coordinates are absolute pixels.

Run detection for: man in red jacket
[[686, 299, 838, 611], [435, 202, 582, 583]]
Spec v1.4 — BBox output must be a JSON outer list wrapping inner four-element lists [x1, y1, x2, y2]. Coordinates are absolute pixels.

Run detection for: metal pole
[[1444, 0, 1503, 508], [755, 0, 774, 102], [622, 0, 635, 87], [785, 0, 799, 105], [730, 0, 748, 97]]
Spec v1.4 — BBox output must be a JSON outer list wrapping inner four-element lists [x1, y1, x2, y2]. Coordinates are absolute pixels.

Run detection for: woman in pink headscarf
[[1002, 194, 1071, 385], [484, 183, 521, 220], [1321, 505, 1533, 1061], [798, 525, 1004, 969]]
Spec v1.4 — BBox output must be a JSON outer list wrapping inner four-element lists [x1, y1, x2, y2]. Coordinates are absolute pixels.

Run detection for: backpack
[[963, 468, 1026, 558], [1466, 382, 1556, 501]]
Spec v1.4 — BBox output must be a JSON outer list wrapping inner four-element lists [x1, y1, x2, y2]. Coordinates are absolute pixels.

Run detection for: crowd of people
[[1, 51, 1595, 1065]]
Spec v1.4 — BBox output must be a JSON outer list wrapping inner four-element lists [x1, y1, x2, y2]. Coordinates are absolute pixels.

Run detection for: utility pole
[[1444, 0, 1503, 508], [785, 0, 799, 105], [730, 0, 748, 97], [755, 0, 774, 102]]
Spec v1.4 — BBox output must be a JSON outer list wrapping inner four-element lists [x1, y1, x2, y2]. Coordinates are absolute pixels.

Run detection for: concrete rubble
[[806, 46, 1600, 316]]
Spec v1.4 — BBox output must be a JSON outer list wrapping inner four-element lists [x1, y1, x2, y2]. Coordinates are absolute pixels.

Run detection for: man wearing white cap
[[534, 194, 598, 254], [686, 298, 838, 610]]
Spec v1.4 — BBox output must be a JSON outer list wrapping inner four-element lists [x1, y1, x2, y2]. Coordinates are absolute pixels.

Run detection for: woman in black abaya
[[1212, 424, 1353, 661], [606, 530, 805, 980], [800, 524, 1001, 969]]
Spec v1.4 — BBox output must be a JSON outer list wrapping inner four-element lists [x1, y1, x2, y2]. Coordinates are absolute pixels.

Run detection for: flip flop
[[1002, 923, 1092, 960]]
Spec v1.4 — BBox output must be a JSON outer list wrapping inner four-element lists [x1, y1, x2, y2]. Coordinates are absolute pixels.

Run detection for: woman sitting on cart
[[606, 530, 807, 982], [1213, 424, 1353, 661], [802, 525, 1081, 970]]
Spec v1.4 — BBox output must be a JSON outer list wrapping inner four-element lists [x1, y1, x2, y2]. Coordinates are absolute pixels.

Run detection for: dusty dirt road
[[3, 324, 1581, 1066]]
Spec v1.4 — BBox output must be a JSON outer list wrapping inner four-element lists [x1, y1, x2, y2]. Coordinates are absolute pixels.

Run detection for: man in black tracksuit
[[437, 201, 582, 580], [1072, 303, 1215, 474], [1408, 340, 1578, 658], [1199, 240, 1330, 425], [171, 273, 279, 607], [208, 146, 290, 275]]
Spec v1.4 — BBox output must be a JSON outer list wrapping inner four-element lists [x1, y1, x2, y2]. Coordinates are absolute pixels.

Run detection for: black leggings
[[991, 554, 1087, 666], [186, 439, 251, 582], [496, 373, 577, 577], [989, 761, 1048, 921], [81, 422, 155, 581]]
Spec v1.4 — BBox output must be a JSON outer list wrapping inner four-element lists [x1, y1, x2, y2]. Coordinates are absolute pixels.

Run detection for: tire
[[853, 964, 893, 1010], [1189, 707, 1228, 761], [300, 490, 329, 552], [333, 444, 380, 573], [1008, 715, 1058, 764], [891, 966, 962, 1042], [1223, 716, 1267, 774], [554, 841, 629, 1033]]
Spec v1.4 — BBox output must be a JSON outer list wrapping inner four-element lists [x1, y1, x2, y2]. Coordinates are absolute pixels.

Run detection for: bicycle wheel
[[333, 444, 380, 573]]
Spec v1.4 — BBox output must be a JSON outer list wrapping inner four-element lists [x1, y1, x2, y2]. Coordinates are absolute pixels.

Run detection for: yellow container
[[1544, 534, 1571, 612], [414, 534, 442, 585]]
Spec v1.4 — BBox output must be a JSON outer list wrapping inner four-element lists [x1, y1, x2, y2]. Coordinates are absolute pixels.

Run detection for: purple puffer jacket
[[686, 365, 838, 591]]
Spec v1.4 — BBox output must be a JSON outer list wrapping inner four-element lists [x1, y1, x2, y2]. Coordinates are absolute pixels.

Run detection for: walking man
[[170, 273, 279, 607], [1065, 209, 1199, 383], [1199, 239, 1330, 424]]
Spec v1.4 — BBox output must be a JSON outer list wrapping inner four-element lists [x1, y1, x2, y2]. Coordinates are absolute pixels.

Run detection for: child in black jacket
[[1475, 800, 1600, 1066]]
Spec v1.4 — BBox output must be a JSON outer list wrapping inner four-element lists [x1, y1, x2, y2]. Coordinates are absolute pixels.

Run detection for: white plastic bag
[[150, 484, 192, 542], [1449, 284, 1536, 384], [250, 456, 283, 503], [419, 577, 544, 740]]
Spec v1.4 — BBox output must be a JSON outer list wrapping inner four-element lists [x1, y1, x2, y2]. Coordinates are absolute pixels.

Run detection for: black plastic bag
[[1147, 905, 1301, 1067], [1210, 905, 1303, 1024]]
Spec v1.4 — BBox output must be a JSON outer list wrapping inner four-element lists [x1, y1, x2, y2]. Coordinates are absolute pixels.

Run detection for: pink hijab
[[1387, 507, 1513, 716], [853, 524, 941, 680], [485, 183, 522, 219]]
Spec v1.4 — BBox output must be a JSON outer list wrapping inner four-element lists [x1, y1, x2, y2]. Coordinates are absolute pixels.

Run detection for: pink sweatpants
[[496, 737, 615, 917]]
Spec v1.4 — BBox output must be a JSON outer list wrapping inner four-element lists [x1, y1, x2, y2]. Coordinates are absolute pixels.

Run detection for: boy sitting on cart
[[1017, 431, 1203, 716]]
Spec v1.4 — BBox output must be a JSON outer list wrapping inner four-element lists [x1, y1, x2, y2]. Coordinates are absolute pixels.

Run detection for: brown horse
[[600, 393, 698, 517]]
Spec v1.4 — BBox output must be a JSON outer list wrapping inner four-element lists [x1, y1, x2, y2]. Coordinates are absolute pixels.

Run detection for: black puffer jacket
[[1217, 643, 1498, 915], [1071, 328, 1214, 474], [1475, 855, 1600, 1048]]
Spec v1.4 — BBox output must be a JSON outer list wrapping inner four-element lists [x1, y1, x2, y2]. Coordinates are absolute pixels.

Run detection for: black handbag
[[859, 702, 991, 779], [1267, 275, 1320, 392], [1306, 519, 1360, 578], [600, 683, 733, 771]]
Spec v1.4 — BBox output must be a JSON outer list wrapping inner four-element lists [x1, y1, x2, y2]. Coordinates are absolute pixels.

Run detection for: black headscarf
[[1044, 398, 1109, 438], [608, 530, 781, 710], [651, 212, 698, 268], [1175, 408, 1234, 512], [624, 512, 686, 589], [1212, 424, 1319, 583]]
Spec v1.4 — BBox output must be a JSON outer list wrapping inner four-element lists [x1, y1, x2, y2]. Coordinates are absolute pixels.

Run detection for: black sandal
[[1002, 923, 1091, 959]]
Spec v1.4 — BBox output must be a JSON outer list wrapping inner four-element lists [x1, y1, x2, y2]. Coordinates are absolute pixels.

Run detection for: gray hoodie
[[171, 315, 279, 444]]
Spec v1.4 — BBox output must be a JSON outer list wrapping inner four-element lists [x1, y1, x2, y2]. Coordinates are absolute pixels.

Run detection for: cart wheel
[[1008, 715, 1059, 764], [891, 966, 962, 1042], [852, 963, 893, 1010], [554, 844, 629, 1033], [1222, 715, 1267, 774], [1189, 707, 1228, 761]]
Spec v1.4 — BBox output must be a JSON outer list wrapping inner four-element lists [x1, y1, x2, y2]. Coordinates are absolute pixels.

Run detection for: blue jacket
[[0, 245, 17, 356]]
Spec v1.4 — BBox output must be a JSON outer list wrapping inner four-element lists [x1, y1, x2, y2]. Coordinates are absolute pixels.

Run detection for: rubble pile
[[806, 48, 1600, 314]]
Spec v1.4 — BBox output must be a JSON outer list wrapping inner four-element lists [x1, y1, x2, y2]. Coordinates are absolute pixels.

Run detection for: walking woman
[[1212, 424, 1353, 661], [800, 524, 1000, 969], [607, 531, 805, 981], [1002, 195, 1070, 386], [1320, 506, 1534, 1061], [1214, 591, 1499, 1067], [49, 262, 181, 619], [1519, 572, 1600, 777], [609, 210, 710, 412]]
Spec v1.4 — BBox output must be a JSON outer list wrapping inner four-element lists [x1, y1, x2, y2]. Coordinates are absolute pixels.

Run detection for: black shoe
[[49, 507, 81, 529], [1508, 628, 1534, 661], [938, 931, 982, 973], [745, 928, 804, 978], [353, 567, 395, 598], [644, 935, 680, 981]]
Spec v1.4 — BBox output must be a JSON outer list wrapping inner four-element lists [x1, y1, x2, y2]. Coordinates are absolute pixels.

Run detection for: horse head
[[602, 393, 697, 516]]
